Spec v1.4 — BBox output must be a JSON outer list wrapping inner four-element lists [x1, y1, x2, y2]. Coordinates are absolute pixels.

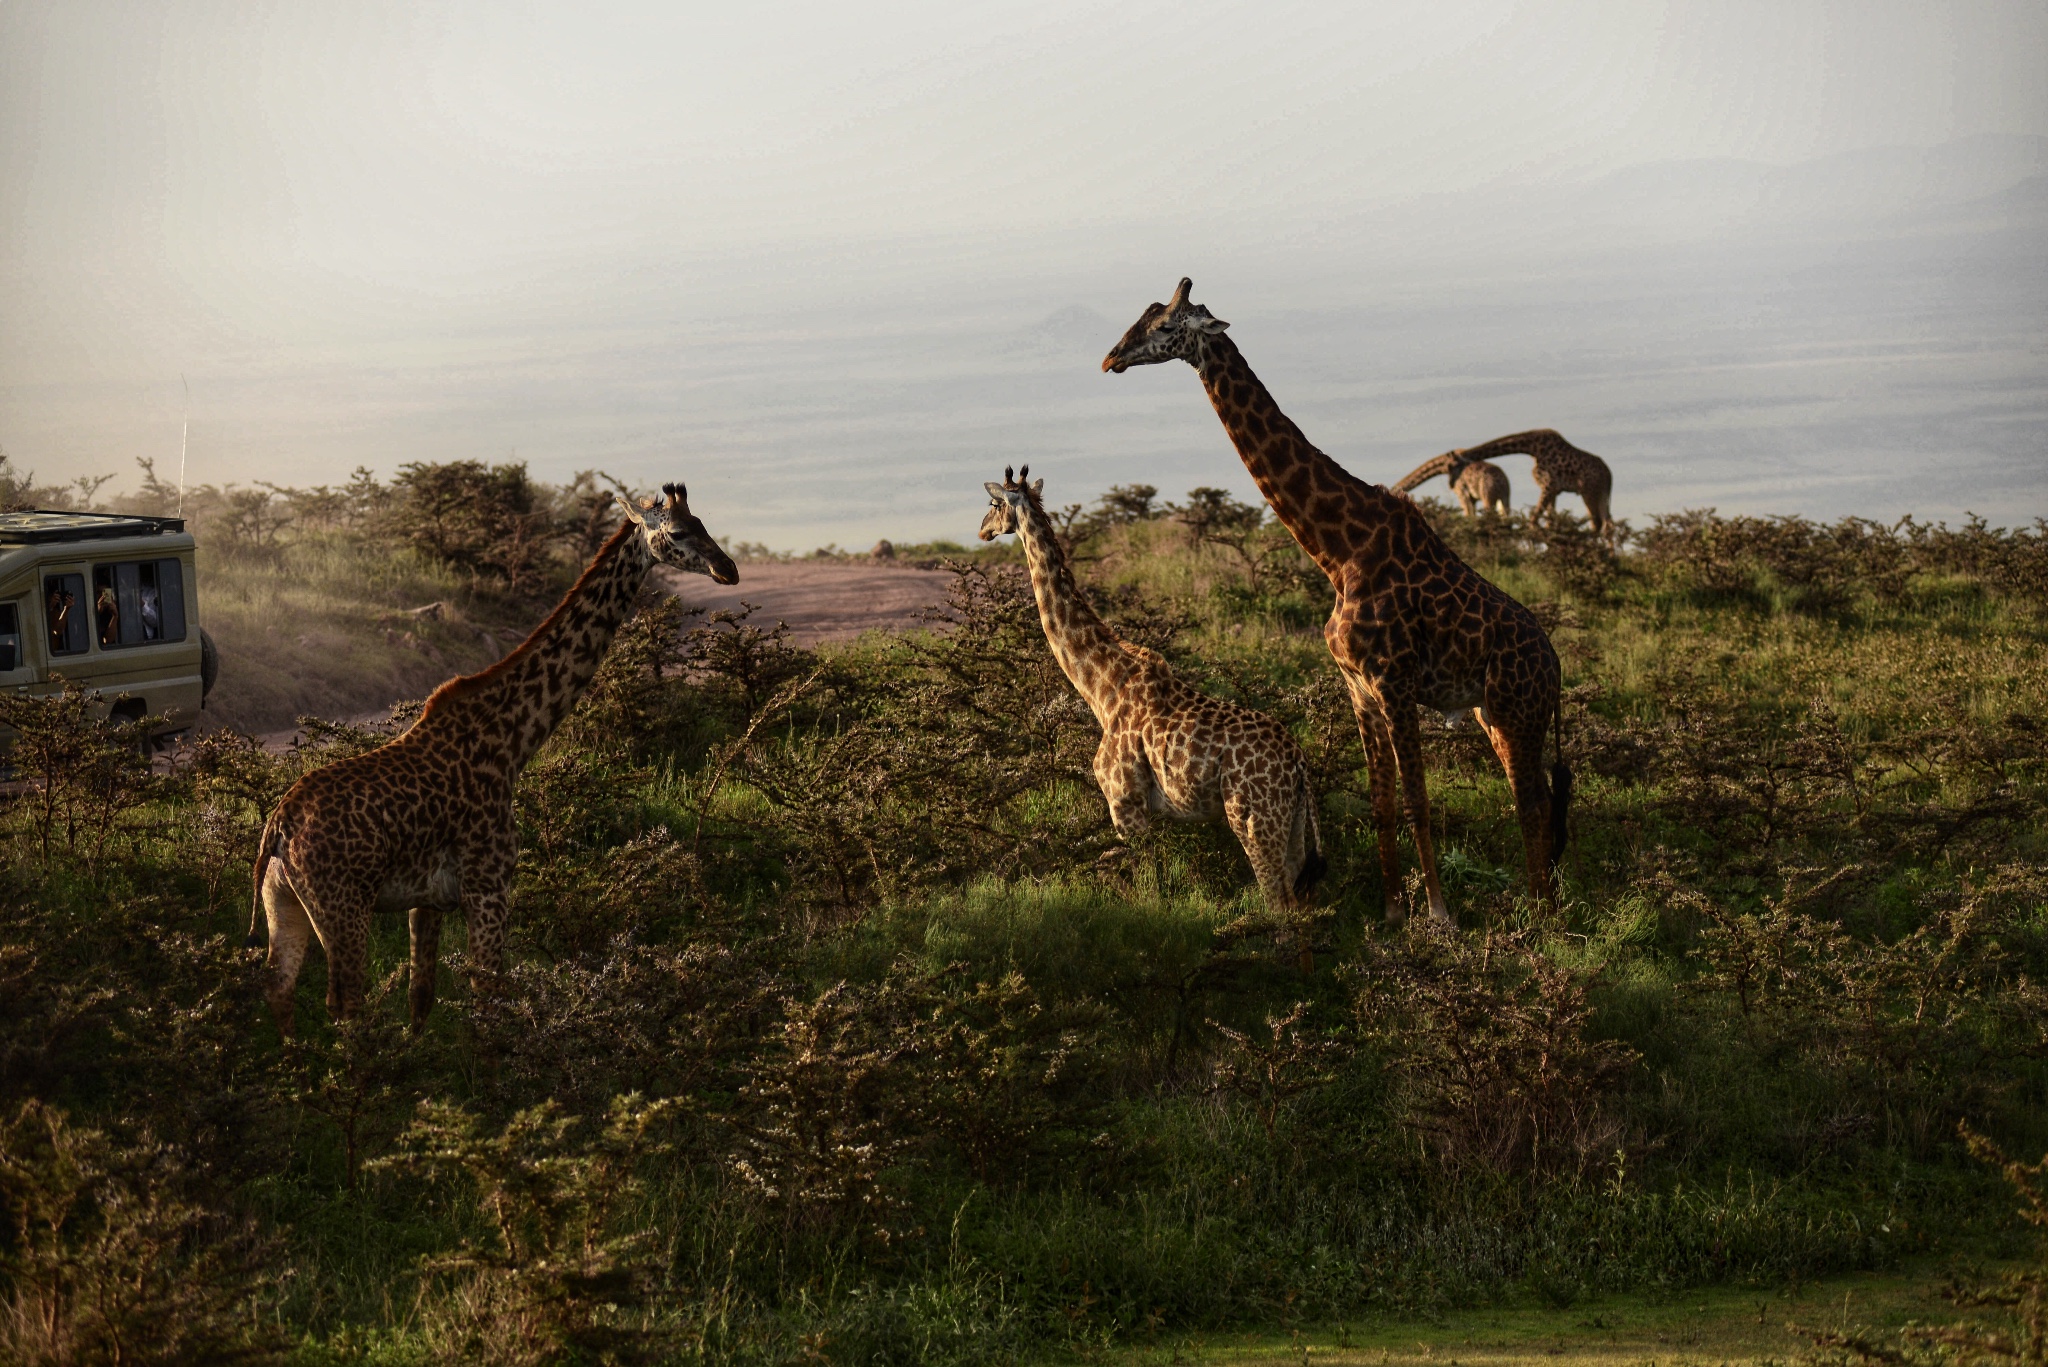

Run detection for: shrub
[[1349, 930, 1641, 1176], [0, 1102, 282, 1365], [373, 1095, 680, 1366]]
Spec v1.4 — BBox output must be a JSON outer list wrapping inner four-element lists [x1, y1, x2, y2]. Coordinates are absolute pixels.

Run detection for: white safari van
[[0, 510, 217, 739]]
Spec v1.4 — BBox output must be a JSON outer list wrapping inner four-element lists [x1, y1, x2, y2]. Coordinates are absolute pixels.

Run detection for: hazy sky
[[3, 0, 2045, 544]]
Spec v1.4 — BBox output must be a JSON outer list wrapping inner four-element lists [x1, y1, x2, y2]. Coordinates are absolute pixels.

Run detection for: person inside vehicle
[[46, 583, 75, 653], [140, 581, 161, 640], [96, 584, 121, 646]]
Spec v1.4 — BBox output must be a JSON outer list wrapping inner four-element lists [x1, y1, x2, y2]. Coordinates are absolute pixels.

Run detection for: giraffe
[[1393, 452, 1512, 518], [979, 466, 1327, 933], [1438, 430, 1614, 539], [245, 484, 738, 1033], [1104, 279, 1570, 923]]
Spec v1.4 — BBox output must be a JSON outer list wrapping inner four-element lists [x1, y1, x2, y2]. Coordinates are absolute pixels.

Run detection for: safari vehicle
[[0, 510, 217, 741]]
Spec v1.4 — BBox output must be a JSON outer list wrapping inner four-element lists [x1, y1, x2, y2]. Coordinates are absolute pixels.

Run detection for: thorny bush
[[1, 463, 2045, 1358]]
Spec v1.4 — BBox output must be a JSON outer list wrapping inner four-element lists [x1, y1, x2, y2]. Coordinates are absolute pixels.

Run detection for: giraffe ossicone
[[1104, 277, 1571, 924], [246, 481, 738, 1034], [980, 467, 1326, 957]]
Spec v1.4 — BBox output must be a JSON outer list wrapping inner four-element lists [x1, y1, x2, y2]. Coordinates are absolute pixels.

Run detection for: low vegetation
[[2, 457, 2046, 1364]]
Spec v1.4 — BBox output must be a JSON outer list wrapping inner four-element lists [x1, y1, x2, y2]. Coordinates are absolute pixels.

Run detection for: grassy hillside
[[2, 483, 2045, 1365]]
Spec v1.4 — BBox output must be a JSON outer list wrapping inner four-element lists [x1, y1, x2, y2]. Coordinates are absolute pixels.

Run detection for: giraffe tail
[[1548, 701, 1573, 872], [1292, 776, 1328, 899], [245, 806, 284, 949]]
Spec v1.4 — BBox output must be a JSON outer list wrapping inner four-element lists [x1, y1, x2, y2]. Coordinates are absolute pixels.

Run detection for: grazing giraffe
[[1439, 430, 1614, 539], [246, 484, 738, 1033], [1104, 279, 1569, 923], [978, 466, 1327, 928], [1394, 452, 1512, 518]]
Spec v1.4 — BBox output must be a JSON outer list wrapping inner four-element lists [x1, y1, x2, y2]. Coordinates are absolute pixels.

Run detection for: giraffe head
[[615, 482, 740, 584], [1102, 277, 1230, 374], [978, 464, 1043, 541]]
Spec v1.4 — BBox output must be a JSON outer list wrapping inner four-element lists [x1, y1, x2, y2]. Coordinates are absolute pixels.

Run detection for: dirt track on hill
[[656, 559, 958, 644], [243, 560, 959, 750]]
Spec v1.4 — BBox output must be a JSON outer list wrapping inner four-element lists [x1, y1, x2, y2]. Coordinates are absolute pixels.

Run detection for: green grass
[[5, 490, 2046, 1364], [1104, 1264, 1999, 1366]]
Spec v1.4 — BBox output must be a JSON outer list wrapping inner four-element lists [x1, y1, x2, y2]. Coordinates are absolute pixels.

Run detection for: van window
[[0, 604, 18, 672], [44, 574, 89, 656], [89, 559, 187, 647]]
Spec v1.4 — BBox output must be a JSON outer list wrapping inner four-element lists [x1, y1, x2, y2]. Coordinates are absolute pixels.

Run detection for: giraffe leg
[[1387, 706, 1451, 926], [1224, 790, 1291, 911], [1225, 788, 1313, 974], [461, 882, 511, 1008], [325, 907, 371, 1022], [1094, 730, 1154, 841], [407, 906, 443, 1032], [1534, 486, 1558, 531], [1346, 679, 1405, 924], [1457, 486, 1478, 517], [259, 864, 315, 1036], [459, 825, 518, 1013], [1483, 717, 1558, 916]]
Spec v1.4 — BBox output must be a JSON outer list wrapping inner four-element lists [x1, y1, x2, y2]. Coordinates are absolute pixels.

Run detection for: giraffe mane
[[415, 517, 638, 721]]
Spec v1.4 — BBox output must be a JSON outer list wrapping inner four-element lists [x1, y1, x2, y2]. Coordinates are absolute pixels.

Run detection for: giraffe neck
[[1191, 333, 1365, 576], [414, 521, 653, 773], [1394, 451, 1461, 493], [1010, 495, 1130, 720]]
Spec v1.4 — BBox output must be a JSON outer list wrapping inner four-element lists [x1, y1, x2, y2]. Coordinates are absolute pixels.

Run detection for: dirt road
[[656, 559, 959, 644], [242, 559, 961, 750]]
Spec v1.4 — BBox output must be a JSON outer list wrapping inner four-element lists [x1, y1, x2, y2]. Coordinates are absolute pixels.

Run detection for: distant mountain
[[1573, 134, 2048, 235], [1022, 304, 1116, 360], [1301, 134, 2048, 267]]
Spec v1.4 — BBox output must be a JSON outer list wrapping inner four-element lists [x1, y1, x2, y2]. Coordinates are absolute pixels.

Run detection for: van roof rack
[[0, 510, 188, 545]]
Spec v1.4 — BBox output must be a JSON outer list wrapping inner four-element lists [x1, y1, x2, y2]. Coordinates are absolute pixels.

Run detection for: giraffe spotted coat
[[980, 468, 1326, 918], [246, 485, 737, 1033], [1105, 278, 1570, 924], [1393, 451, 1512, 518], [1440, 429, 1614, 539]]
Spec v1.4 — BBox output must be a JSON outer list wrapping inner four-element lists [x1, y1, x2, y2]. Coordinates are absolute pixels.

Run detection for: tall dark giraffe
[[1104, 278, 1570, 922], [247, 485, 737, 1032]]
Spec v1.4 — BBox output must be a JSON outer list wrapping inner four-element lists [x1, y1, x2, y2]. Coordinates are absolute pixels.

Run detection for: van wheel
[[200, 628, 220, 702], [109, 699, 152, 756]]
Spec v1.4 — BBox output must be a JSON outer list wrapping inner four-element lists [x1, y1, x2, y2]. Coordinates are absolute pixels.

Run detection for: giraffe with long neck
[[979, 466, 1325, 923], [1439, 430, 1614, 538], [1104, 279, 1569, 922], [247, 484, 738, 1032], [1394, 451, 1512, 518]]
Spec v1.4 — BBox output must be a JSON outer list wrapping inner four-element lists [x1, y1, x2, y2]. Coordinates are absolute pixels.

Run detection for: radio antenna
[[177, 373, 189, 517]]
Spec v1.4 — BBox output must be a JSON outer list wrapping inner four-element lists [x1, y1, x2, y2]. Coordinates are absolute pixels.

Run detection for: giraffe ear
[[983, 482, 1007, 500], [1190, 310, 1229, 335], [614, 492, 647, 525], [1030, 479, 1044, 497]]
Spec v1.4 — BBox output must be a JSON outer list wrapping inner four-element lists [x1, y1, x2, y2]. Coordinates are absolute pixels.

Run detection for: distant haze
[[3, 1, 2045, 548]]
